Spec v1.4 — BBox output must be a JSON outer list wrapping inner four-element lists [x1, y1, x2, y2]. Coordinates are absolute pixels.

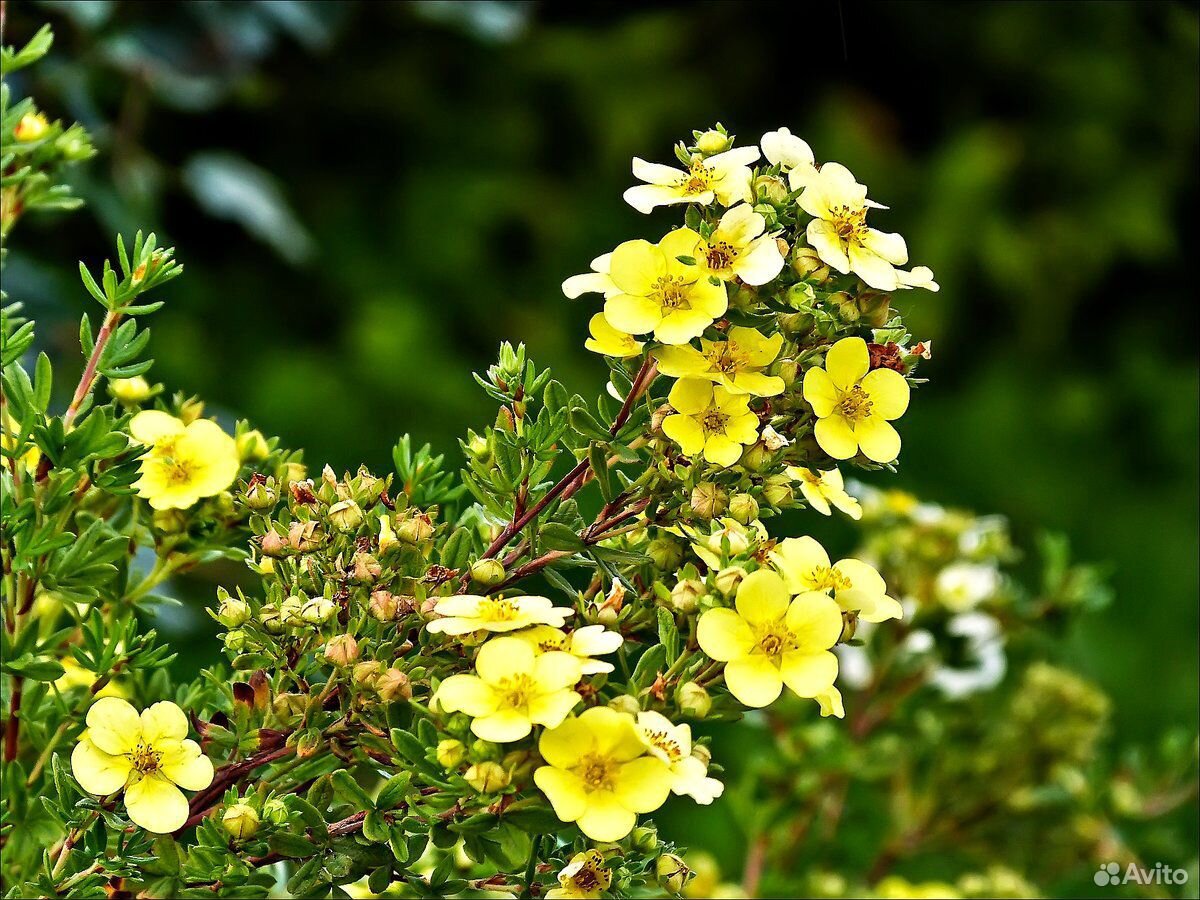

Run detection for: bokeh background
[[4, 0, 1198, 891]]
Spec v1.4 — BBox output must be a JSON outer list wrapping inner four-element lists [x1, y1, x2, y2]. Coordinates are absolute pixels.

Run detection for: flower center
[[836, 385, 873, 422], [129, 740, 162, 775], [161, 457, 199, 486], [700, 409, 730, 435], [705, 240, 737, 272], [576, 752, 618, 791], [808, 565, 852, 593], [479, 598, 519, 622], [830, 204, 868, 243], [642, 728, 684, 762], [754, 622, 796, 658], [496, 674, 535, 709], [572, 868, 601, 891], [652, 275, 692, 311], [704, 344, 746, 375], [678, 162, 714, 195]]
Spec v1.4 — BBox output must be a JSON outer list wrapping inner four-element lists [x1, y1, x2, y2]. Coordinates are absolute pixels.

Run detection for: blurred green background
[[5, 0, 1198, 881]]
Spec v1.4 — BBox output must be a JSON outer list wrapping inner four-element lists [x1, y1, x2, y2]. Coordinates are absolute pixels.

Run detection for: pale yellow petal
[[861, 368, 910, 420], [125, 774, 189, 833], [702, 433, 743, 467], [539, 717, 595, 768], [436, 675, 498, 717], [724, 655, 783, 708], [667, 377, 714, 416], [824, 338, 869, 390], [803, 367, 838, 418], [780, 650, 839, 698], [608, 240, 666, 294], [784, 592, 844, 652], [475, 636, 536, 684], [85, 697, 141, 756], [532, 651, 583, 692], [814, 415, 859, 460], [471, 708, 533, 743], [696, 608, 755, 662], [158, 739, 214, 791], [662, 414, 706, 457], [854, 415, 901, 463], [139, 701, 188, 746], [613, 757, 672, 813], [527, 689, 581, 730], [576, 791, 638, 842], [71, 737, 133, 795], [534, 766, 588, 822], [734, 570, 790, 626], [604, 293, 661, 336]]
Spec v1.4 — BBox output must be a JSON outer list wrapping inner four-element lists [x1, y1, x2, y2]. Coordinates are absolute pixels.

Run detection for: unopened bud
[[152, 508, 187, 534], [236, 429, 270, 462], [762, 473, 794, 508], [328, 499, 364, 533], [282, 461, 307, 484], [694, 128, 732, 156], [465, 761, 510, 793], [608, 695, 642, 716], [369, 590, 399, 622], [259, 531, 288, 558], [14, 112, 50, 142], [109, 376, 153, 405], [791, 245, 830, 282], [353, 661, 383, 688], [287, 520, 325, 553], [243, 479, 277, 510], [376, 668, 412, 702], [690, 483, 727, 520], [469, 558, 506, 587], [258, 605, 283, 634], [377, 516, 398, 553], [739, 441, 771, 472], [350, 551, 381, 585], [300, 595, 336, 625], [437, 739, 467, 769], [262, 798, 288, 826], [272, 692, 308, 722], [655, 853, 691, 894], [324, 634, 359, 667], [177, 398, 205, 425], [714, 566, 746, 597], [670, 579, 705, 615], [395, 513, 435, 546], [221, 803, 259, 841], [279, 595, 304, 629], [754, 174, 788, 205], [648, 536, 684, 572], [677, 682, 713, 718], [630, 824, 660, 853], [728, 493, 759, 525], [216, 591, 250, 627], [353, 467, 387, 506], [223, 629, 250, 653]]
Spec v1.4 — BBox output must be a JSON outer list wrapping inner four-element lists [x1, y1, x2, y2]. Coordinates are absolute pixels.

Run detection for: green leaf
[[331, 770, 374, 810], [268, 831, 320, 859], [4, 654, 65, 682], [657, 608, 681, 663], [538, 522, 585, 552]]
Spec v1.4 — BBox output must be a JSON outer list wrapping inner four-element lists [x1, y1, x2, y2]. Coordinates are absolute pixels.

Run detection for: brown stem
[[175, 742, 293, 834], [3, 676, 22, 762], [64, 310, 121, 429]]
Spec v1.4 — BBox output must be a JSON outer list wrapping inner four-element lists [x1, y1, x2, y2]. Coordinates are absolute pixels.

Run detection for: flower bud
[[677, 682, 712, 718], [243, 478, 277, 510], [465, 761, 510, 793], [282, 461, 307, 484], [376, 668, 412, 702], [353, 466, 387, 506], [596, 606, 619, 627], [324, 634, 359, 667], [328, 499, 364, 533], [791, 245, 830, 282], [377, 515, 398, 553], [261, 798, 288, 826], [728, 493, 759, 525], [300, 595, 336, 625], [694, 129, 732, 155], [216, 591, 250, 627], [739, 441, 771, 472], [109, 376, 153, 405], [259, 530, 288, 558], [670, 578, 705, 615], [763, 473, 794, 508], [223, 629, 250, 653], [469, 558, 506, 587], [272, 692, 308, 722], [236, 429, 270, 462], [830, 291, 859, 323], [152, 508, 187, 534], [655, 853, 691, 894], [369, 590, 399, 622], [690, 483, 727, 520], [279, 595, 304, 629], [437, 739, 467, 769], [714, 566, 746, 597], [754, 174, 789, 205], [607, 694, 641, 716], [839, 611, 858, 644], [221, 803, 260, 841], [178, 398, 205, 425], [648, 536, 684, 572], [650, 402, 673, 435], [258, 605, 283, 634], [353, 661, 382, 688], [858, 291, 892, 327], [350, 551, 381, 585], [395, 512, 435, 546], [630, 824, 660, 853], [14, 112, 49, 142], [287, 520, 325, 553]]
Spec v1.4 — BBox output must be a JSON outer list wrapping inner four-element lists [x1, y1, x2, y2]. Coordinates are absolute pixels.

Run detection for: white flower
[[759, 127, 818, 189]]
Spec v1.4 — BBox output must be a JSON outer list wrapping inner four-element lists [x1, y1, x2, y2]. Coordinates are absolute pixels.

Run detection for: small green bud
[[216, 590, 250, 627], [763, 473, 795, 508], [739, 441, 771, 472], [469, 558, 506, 587], [272, 692, 308, 722], [694, 128, 732, 155], [436, 739, 467, 769], [786, 282, 817, 310], [279, 595, 305, 629], [350, 551, 381, 585], [648, 536, 685, 572], [223, 629, 250, 653], [395, 512, 435, 545], [237, 429, 270, 462], [690, 483, 727, 520], [791, 245, 830, 282], [630, 824, 660, 853], [222, 803, 260, 841], [353, 661, 383, 688], [714, 566, 746, 597], [152, 508, 187, 534], [677, 682, 713, 719], [465, 761, 510, 793], [607, 694, 642, 716], [328, 499, 364, 533], [754, 174, 789, 205], [376, 668, 412, 702], [656, 853, 692, 894], [243, 478, 277, 510], [300, 595, 336, 625], [261, 798, 288, 826], [258, 605, 283, 634], [670, 578, 705, 615], [109, 376, 154, 405], [728, 492, 759, 525]]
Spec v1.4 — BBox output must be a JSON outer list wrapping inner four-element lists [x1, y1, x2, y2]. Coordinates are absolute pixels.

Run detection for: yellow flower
[[787, 466, 862, 520], [662, 378, 759, 467], [511, 624, 624, 675], [546, 850, 612, 900], [425, 594, 573, 636], [623, 146, 759, 213], [770, 535, 902, 623], [435, 636, 582, 742], [534, 706, 671, 841], [799, 162, 908, 290], [655, 326, 784, 396], [1, 410, 40, 473], [604, 230, 727, 345], [692, 204, 785, 285], [71, 697, 214, 833], [803, 337, 909, 463], [109, 376, 154, 405], [562, 252, 616, 299], [896, 265, 939, 292], [130, 410, 240, 510], [815, 686, 845, 719], [635, 711, 724, 804], [584, 312, 644, 358], [874, 876, 961, 899], [696, 570, 842, 709], [760, 127, 818, 190], [14, 112, 50, 142]]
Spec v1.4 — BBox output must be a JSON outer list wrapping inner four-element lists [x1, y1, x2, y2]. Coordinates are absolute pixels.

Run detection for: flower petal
[[780, 650, 839, 698], [734, 570, 790, 626], [71, 737, 133, 795], [576, 790, 638, 842], [471, 709, 533, 743], [85, 697, 141, 756], [139, 701, 188, 747], [534, 766, 588, 822], [854, 415, 901, 463], [724, 655, 784, 708], [158, 739, 214, 791], [604, 293, 661, 336], [662, 414, 705, 457], [608, 240, 665, 294], [667, 377, 714, 415], [861, 369, 910, 420], [613, 757, 672, 813], [532, 651, 584, 692], [784, 592, 844, 652], [814, 415, 859, 460], [527, 689, 581, 730], [125, 773, 189, 833], [539, 717, 595, 769], [824, 338, 869, 390], [436, 675, 498, 717], [475, 636, 536, 684], [803, 367, 838, 418], [696, 608, 755, 662]]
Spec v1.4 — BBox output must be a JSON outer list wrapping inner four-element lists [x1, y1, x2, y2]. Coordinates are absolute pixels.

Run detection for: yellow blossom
[[770, 535, 902, 622], [511, 624, 624, 675], [874, 876, 962, 899], [547, 850, 612, 900], [129, 410, 240, 510], [71, 697, 213, 833], [1, 410, 40, 473], [562, 253, 616, 299], [604, 230, 727, 345], [14, 112, 50, 142], [688, 204, 784, 285], [584, 312, 644, 358], [799, 162, 908, 290], [787, 466, 862, 519], [662, 378, 759, 467], [425, 594, 573, 636], [803, 337, 909, 463], [760, 127, 818, 190], [655, 326, 784, 396], [623, 146, 759, 213], [435, 636, 582, 742], [815, 685, 845, 719], [534, 706, 671, 841], [109, 376, 154, 405], [896, 265, 939, 292], [696, 570, 842, 709], [635, 711, 723, 804]]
